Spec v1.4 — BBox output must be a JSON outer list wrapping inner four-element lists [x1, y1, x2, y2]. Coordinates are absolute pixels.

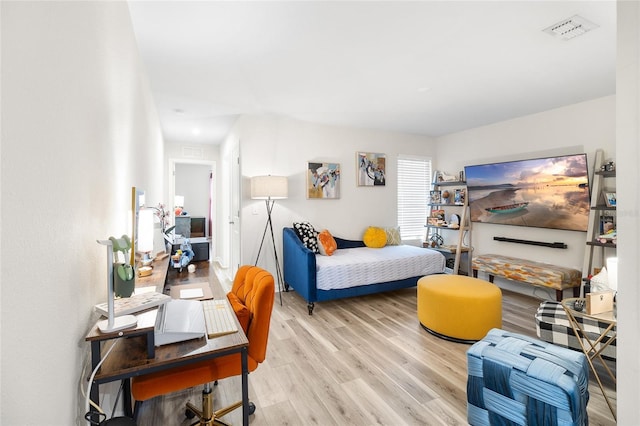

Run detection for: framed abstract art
[[357, 152, 386, 186], [307, 162, 340, 199]]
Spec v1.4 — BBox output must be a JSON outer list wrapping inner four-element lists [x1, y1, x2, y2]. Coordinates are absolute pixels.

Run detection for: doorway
[[169, 159, 216, 260]]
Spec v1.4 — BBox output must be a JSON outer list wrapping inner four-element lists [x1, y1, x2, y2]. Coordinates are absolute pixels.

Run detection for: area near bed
[[283, 225, 446, 314]]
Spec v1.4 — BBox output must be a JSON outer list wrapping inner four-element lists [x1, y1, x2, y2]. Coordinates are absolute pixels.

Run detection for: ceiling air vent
[[543, 15, 598, 41], [182, 146, 204, 159]]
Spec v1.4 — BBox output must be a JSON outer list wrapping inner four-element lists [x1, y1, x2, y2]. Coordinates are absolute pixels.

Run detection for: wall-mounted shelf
[[586, 241, 617, 249]]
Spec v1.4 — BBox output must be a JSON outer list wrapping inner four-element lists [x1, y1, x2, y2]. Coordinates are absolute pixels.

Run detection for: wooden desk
[[86, 255, 171, 367], [135, 255, 170, 291], [86, 260, 250, 425]]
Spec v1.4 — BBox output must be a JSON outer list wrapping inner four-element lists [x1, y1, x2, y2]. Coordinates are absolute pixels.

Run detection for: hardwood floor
[[135, 268, 616, 425]]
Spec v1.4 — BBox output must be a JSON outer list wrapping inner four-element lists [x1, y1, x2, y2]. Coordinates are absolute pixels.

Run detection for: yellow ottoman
[[417, 275, 502, 342]]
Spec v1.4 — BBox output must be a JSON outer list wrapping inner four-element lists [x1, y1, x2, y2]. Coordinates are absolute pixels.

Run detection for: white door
[[229, 145, 241, 280]]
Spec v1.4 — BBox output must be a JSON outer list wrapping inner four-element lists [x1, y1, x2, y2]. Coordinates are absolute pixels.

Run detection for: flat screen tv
[[464, 153, 590, 231]]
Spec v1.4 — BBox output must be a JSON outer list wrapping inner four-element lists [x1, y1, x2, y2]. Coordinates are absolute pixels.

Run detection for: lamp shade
[[251, 175, 288, 200], [138, 208, 155, 254], [174, 195, 184, 207]]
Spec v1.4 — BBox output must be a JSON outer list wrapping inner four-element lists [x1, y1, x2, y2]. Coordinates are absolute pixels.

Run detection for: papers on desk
[[169, 282, 213, 301], [154, 299, 206, 346], [180, 288, 204, 299]]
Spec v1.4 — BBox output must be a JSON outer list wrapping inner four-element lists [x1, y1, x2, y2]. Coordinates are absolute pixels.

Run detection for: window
[[397, 156, 432, 241]]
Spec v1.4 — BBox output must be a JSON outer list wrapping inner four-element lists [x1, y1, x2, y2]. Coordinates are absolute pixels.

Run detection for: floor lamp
[[251, 175, 288, 305]]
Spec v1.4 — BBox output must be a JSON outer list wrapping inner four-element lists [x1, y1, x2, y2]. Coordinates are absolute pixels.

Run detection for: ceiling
[[127, 1, 616, 145]]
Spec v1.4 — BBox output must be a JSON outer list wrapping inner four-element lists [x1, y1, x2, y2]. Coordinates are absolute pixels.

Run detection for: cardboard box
[[586, 290, 615, 315]]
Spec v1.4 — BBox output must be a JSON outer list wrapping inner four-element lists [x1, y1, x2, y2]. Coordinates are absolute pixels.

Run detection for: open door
[[229, 145, 241, 280]]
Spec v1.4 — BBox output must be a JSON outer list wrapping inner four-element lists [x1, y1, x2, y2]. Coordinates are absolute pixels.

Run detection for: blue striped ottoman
[[467, 329, 589, 426]]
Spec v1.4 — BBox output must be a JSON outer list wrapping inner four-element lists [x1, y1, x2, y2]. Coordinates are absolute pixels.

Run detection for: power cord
[[84, 339, 119, 425]]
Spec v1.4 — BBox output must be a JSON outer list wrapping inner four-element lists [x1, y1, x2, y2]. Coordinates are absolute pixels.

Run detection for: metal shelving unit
[[582, 150, 616, 287], [425, 180, 471, 275]]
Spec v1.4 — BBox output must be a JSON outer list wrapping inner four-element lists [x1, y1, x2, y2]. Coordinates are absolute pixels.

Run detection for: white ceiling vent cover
[[543, 15, 599, 41]]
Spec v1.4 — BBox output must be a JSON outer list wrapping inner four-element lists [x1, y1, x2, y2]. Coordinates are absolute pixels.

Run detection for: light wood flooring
[[134, 266, 616, 425]]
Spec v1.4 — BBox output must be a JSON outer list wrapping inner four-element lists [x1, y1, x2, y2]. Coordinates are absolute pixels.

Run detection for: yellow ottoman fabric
[[417, 275, 502, 342]]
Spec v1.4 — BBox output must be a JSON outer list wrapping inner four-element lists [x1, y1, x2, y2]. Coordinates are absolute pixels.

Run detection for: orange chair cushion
[[227, 291, 250, 333], [132, 353, 258, 402]]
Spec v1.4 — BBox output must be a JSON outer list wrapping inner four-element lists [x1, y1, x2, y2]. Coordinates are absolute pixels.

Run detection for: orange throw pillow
[[318, 229, 337, 256], [227, 292, 250, 333]]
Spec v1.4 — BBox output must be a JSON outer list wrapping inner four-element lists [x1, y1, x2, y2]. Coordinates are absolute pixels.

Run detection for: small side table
[[561, 297, 617, 420]]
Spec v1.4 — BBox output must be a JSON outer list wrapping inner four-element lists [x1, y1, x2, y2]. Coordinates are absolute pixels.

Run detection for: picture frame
[[599, 214, 615, 234], [307, 162, 340, 199], [357, 152, 386, 186], [603, 190, 617, 208], [430, 190, 442, 204]]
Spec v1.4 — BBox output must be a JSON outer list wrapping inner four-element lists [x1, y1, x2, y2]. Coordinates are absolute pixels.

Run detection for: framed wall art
[[307, 162, 341, 199], [357, 152, 386, 186], [603, 190, 617, 208]]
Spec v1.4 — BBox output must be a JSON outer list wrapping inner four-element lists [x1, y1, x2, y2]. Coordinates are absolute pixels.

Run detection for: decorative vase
[[113, 263, 135, 298]]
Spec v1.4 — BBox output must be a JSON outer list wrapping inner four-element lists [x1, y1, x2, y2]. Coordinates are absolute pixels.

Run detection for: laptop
[[154, 299, 205, 346]]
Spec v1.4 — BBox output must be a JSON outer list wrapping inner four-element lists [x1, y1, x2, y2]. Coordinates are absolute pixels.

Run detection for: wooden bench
[[472, 254, 581, 301]]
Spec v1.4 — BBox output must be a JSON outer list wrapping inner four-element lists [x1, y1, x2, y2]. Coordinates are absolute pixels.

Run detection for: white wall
[[164, 142, 220, 249], [175, 163, 211, 227], [230, 115, 436, 276], [615, 1, 640, 422], [164, 142, 220, 211], [435, 96, 615, 299], [1, 2, 164, 424]]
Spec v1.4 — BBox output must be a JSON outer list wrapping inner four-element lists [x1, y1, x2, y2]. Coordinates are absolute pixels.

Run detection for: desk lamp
[[97, 239, 137, 333], [251, 175, 288, 305]]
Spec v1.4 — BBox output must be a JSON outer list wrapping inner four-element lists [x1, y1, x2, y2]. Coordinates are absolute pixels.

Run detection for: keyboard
[[201, 299, 238, 338]]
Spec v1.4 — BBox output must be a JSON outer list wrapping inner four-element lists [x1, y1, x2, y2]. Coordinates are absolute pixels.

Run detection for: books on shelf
[[428, 209, 446, 226], [95, 291, 171, 317]]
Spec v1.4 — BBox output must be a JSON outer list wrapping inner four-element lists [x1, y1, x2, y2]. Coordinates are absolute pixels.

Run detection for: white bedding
[[315, 245, 445, 291]]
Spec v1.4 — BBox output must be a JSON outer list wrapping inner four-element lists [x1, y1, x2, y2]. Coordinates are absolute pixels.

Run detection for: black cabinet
[[172, 237, 210, 262]]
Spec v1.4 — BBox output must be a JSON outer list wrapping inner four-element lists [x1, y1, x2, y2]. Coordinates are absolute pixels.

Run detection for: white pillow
[[590, 267, 609, 292]]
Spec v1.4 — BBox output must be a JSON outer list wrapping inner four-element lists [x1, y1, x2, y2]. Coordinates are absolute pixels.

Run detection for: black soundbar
[[493, 236, 567, 249]]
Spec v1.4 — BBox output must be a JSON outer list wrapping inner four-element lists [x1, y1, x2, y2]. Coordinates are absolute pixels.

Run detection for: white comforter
[[315, 245, 445, 291]]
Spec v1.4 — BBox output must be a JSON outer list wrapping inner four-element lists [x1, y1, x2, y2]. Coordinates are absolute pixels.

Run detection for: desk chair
[[131, 265, 275, 425]]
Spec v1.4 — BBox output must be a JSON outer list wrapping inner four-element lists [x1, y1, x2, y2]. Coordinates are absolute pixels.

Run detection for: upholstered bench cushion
[[472, 254, 581, 291], [467, 328, 589, 426], [535, 300, 616, 360], [417, 275, 502, 342]]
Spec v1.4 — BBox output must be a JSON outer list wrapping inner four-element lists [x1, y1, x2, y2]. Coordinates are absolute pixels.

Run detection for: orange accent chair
[[131, 265, 275, 425]]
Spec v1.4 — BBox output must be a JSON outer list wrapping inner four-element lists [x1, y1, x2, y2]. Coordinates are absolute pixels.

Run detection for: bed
[[282, 227, 446, 314]]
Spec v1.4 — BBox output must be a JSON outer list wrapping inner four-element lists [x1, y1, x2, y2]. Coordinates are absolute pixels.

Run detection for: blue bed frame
[[283, 227, 436, 314]]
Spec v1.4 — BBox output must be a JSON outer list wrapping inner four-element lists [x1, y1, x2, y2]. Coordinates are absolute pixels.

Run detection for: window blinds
[[397, 156, 432, 241]]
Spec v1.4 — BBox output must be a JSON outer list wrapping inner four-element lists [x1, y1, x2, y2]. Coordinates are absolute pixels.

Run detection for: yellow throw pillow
[[363, 226, 387, 248], [318, 229, 337, 256]]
